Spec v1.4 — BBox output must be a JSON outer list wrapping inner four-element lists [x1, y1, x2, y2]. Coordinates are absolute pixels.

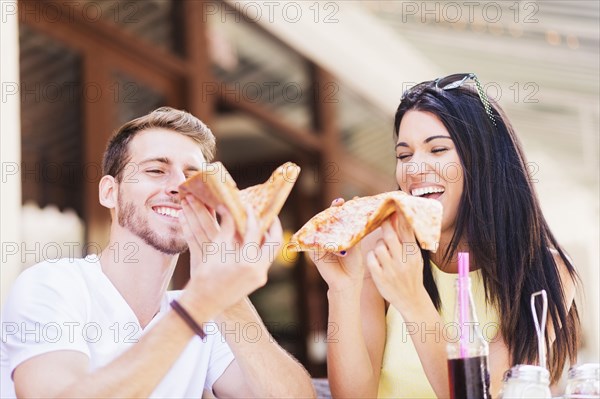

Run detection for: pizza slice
[[289, 191, 442, 253], [238, 163, 300, 234], [179, 162, 300, 236]]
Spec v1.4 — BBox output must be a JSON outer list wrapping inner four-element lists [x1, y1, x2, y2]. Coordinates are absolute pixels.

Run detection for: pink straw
[[458, 252, 469, 358]]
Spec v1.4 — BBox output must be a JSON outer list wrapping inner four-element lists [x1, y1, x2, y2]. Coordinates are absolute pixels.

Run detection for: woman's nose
[[404, 152, 435, 176]]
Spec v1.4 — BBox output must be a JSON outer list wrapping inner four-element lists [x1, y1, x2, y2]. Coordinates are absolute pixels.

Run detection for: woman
[[312, 73, 580, 398]]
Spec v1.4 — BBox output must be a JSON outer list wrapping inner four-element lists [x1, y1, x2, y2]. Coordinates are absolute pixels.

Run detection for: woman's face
[[395, 110, 464, 235]]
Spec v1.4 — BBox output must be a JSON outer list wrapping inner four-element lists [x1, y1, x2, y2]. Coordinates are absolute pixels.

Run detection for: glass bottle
[[446, 253, 491, 399], [565, 363, 600, 398], [499, 365, 551, 398]]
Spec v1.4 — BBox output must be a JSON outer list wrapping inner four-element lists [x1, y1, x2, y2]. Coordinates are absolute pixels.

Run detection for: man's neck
[[99, 233, 179, 329]]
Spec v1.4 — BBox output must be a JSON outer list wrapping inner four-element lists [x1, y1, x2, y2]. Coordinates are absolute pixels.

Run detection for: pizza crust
[[239, 163, 300, 235], [289, 191, 442, 253], [180, 162, 300, 236]]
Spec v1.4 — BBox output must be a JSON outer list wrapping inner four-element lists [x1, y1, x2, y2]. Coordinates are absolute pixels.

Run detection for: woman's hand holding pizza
[[365, 214, 427, 311], [310, 198, 365, 293], [293, 191, 441, 304]]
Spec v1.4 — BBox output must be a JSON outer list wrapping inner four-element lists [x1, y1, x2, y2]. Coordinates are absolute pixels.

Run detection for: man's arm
[[181, 198, 314, 398], [211, 299, 315, 399], [12, 204, 275, 398], [13, 292, 267, 397], [14, 299, 204, 398]]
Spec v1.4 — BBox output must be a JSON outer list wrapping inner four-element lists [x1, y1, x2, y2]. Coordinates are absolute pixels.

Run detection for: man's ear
[[99, 175, 117, 209]]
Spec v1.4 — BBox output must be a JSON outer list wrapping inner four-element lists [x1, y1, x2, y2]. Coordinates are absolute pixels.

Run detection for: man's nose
[[166, 170, 187, 195]]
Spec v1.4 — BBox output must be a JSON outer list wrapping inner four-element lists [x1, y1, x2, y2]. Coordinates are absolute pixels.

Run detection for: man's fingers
[[269, 217, 283, 240], [264, 217, 283, 253], [215, 205, 235, 239], [185, 195, 219, 237], [181, 199, 210, 243], [242, 205, 262, 245], [179, 211, 201, 252]]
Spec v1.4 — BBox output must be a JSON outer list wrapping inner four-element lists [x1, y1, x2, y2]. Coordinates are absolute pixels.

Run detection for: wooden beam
[[290, 65, 340, 377], [313, 67, 342, 204], [293, 152, 326, 376], [82, 50, 113, 248], [182, 0, 216, 123], [172, 0, 218, 290], [20, 19, 181, 99], [19, 1, 188, 79], [219, 87, 321, 152], [214, 1, 320, 152]]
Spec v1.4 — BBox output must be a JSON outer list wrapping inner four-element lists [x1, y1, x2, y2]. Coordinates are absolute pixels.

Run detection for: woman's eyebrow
[[396, 135, 452, 148], [424, 135, 452, 143]]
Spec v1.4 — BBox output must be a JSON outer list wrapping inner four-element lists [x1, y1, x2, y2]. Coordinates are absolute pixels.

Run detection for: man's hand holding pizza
[[178, 195, 282, 318]]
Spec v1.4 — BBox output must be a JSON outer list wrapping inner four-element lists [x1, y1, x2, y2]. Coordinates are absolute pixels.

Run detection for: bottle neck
[[448, 277, 488, 359], [454, 277, 480, 324]]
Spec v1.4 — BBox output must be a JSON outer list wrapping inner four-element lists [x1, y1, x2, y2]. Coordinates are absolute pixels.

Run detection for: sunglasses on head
[[406, 73, 497, 126]]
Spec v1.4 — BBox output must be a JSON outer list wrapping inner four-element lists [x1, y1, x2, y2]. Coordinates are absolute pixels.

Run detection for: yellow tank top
[[377, 262, 499, 398]]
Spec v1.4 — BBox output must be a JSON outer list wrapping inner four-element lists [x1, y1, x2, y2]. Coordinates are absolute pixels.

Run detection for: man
[[1, 107, 315, 398]]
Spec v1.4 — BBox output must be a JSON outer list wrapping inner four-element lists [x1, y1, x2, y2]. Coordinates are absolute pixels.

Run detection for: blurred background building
[[2, 0, 598, 378]]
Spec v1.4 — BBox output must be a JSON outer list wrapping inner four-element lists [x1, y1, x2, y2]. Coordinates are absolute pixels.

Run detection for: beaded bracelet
[[170, 299, 206, 338]]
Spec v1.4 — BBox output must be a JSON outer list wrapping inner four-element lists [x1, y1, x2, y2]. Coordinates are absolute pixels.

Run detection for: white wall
[[0, 0, 22, 306]]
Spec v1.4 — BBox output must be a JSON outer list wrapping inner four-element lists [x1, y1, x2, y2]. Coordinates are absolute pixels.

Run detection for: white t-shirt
[[0, 255, 234, 398]]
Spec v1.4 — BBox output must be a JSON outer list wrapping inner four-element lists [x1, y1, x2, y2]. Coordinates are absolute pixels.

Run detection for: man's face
[[115, 128, 206, 254]]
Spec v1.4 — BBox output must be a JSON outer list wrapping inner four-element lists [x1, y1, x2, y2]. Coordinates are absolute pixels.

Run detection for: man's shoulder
[[2, 257, 97, 326], [7, 256, 95, 303], [18, 256, 94, 283]]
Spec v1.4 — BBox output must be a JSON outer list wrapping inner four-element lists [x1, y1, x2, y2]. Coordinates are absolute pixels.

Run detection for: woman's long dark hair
[[394, 81, 580, 383]]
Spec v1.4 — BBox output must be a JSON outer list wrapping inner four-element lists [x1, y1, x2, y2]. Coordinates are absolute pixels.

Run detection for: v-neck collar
[[86, 254, 170, 332]]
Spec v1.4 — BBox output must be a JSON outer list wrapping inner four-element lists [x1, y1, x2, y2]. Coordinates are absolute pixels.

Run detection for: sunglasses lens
[[436, 73, 472, 90]]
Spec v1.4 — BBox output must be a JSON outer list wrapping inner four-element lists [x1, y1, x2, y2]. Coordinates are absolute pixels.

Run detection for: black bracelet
[[170, 299, 206, 339]]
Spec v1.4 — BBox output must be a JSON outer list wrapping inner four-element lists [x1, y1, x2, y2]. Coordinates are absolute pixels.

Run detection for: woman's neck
[[430, 232, 471, 273]]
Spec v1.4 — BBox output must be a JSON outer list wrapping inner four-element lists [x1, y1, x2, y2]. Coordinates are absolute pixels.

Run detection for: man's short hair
[[102, 107, 216, 182]]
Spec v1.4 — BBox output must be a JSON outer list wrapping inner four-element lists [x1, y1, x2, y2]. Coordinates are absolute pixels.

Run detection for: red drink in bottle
[[447, 253, 491, 399]]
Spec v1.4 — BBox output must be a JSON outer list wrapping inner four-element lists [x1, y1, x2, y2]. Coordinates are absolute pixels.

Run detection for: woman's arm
[[388, 286, 451, 397], [310, 212, 388, 398], [489, 332, 511, 397], [326, 276, 387, 398], [365, 218, 449, 397], [311, 199, 386, 398]]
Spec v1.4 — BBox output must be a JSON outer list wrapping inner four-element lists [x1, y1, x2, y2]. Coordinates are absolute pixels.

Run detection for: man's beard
[[117, 192, 188, 255]]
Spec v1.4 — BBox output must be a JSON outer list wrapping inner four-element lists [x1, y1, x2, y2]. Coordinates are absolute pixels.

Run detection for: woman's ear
[[99, 175, 117, 209]]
